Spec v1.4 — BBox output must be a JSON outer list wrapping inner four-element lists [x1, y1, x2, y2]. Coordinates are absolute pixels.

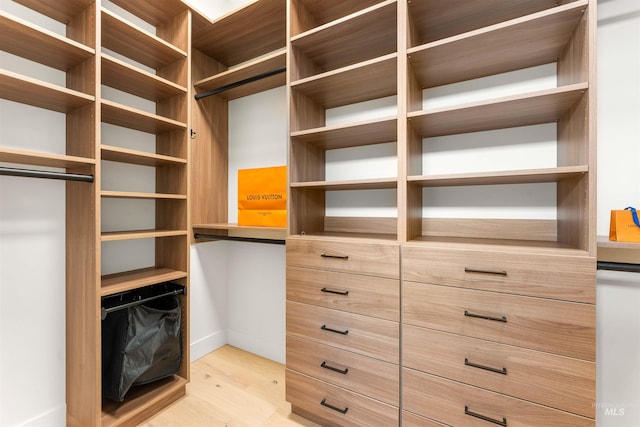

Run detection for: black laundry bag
[[101, 290, 182, 402]]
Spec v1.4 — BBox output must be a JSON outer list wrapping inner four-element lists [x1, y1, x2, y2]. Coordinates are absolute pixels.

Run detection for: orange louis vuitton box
[[609, 206, 640, 243], [237, 166, 287, 227]]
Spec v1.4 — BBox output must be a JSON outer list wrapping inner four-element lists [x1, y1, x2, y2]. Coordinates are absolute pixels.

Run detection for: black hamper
[[101, 283, 184, 402]]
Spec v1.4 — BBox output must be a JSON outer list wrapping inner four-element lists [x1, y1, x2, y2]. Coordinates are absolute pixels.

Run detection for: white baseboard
[[20, 405, 66, 427], [227, 329, 285, 364], [190, 330, 227, 362]]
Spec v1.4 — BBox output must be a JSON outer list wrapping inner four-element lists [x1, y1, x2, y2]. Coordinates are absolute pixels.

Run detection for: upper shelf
[[408, 83, 588, 137], [101, 145, 186, 167], [13, 0, 93, 24], [0, 147, 95, 169], [290, 116, 397, 150], [290, 177, 398, 191], [291, 0, 383, 36], [108, 0, 188, 27], [101, 99, 187, 134], [102, 54, 187, 101], [408, 0, 569, 46], [0, 12, 95, 71], [408, 2, 588, 88], [291, 0, 397, 79], [192, 0, 285, 67], [101, 8, 186, 70], [291, 53, 397, 110], [194, 49, 286, 100], [0, 69, 94, 113]]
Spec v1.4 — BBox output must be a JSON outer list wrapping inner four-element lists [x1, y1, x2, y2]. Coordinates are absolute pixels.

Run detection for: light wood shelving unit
[[189, 0, 287, 242], [1, 0, 192, 425]]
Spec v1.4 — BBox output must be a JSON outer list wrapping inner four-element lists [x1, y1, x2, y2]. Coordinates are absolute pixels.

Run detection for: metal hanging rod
[[597, 261, 640, 274], [101, 284, 186, 320], [194, 66, 286, 100], [0, 166, 94, 183], [194, 233, 285, 245]]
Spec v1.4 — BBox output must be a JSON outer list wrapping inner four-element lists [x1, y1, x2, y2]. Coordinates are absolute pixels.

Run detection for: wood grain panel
[[291, 0, 383, 35], [403, 282, 595, 360], [404, 325, 595, 418], [403, 369, 594, 426], [286, 236, 399, 278], [287, 336, 399, 406], [287, 370, 399, 426], [287, 266, 399, 321], [287, 301, 399, 363]]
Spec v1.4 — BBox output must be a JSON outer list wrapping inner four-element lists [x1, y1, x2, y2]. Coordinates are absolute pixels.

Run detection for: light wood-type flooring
[[141, 345, 320, 427]]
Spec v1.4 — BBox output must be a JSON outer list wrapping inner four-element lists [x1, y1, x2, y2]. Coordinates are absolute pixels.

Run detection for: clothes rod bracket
[[194, 67, 286, 100]]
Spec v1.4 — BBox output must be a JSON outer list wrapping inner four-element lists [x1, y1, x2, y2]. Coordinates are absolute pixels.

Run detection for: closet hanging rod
[[194, 66, 286, 100], [0, 166, 94, 183], [194, 233, 285, 245], [101, 287, 186, 320], [597, 261, 640, 273]]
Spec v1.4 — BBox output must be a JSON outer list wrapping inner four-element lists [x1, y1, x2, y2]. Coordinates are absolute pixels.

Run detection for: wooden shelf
[[291, 0, 397, 77], [0, 12, 94, 71], [194, 48, 286, 100], [101, 267, 187, 296], [193, 223, 288, 242], [405, 235, 590, 255], [0, 147, 94, 169], [408, 166, 588, 187], [101, 8, 186, 70], [101, 99, 187, 134], [408, 0, 565, 45], [101, 229, 187, 242], [291, 116, 397, 150], [291, 53, 397, 110], [101, 191, 186, 200], [408, 2, 588, 88], [192, 0, 285, 67], [291, 177, 397, 191], [108, 0, 188, 27], [13, 0, 93, 24], [101, 55, 186, 101], [0, 69, 94, 113], [101, 145, 186, 166], [408, 83, 588, 137], [288, 230, 398, 242], [598, 236, 640, 250], [291, 0, 383, 35], [101, 375, 186, 427]]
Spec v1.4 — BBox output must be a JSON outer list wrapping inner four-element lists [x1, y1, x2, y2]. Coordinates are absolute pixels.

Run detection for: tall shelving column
[[189, 0, 287, 242]]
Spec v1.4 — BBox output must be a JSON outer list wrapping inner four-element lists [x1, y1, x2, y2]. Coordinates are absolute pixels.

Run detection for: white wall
[[1, 1, 639, 426]]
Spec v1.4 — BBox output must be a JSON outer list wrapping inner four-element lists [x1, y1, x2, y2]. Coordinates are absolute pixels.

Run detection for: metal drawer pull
[[321, 399, 349, 415], [321, 361, 349, 375], [465, 358, 507, 375], [321, 287, 349, 296], [321, 325, 349, 335], [321, 253, 349, 260], [464, 310, 507, 323], [465, 267, 507, 276], [465, 406, 507, 426]]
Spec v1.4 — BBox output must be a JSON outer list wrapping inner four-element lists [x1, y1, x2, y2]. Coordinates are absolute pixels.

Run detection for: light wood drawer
[[287, 266, 399, 321], [287, 370, 398, 427], [287, 336, 399, 406], [403, 369, 594, 427], [403, 325, 595, 418], [287, 301, 399, 363], [403, 282, 595, 361], [402, 245, 596, 303], [286, 237, 399, 278], [402, 412, 448, 427]]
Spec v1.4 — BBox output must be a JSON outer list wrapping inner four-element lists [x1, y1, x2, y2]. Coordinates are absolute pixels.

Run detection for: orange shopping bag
[[609, 206, 640, 242], [238, 166, 287, 227]]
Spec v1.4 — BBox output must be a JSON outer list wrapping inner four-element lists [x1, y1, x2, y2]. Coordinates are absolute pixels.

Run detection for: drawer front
[[402, 245, 596, 303], [287, 370, 399, 427], [287, 301, 399, 363], [286, 237, 399, 278], [403, 325, 595, 418], [403, 369, 594, 427], [403, 282, 595, 361], [287, 336, 399, 406], [402, 412, 448, 427], [287, 266, 399, 321]]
